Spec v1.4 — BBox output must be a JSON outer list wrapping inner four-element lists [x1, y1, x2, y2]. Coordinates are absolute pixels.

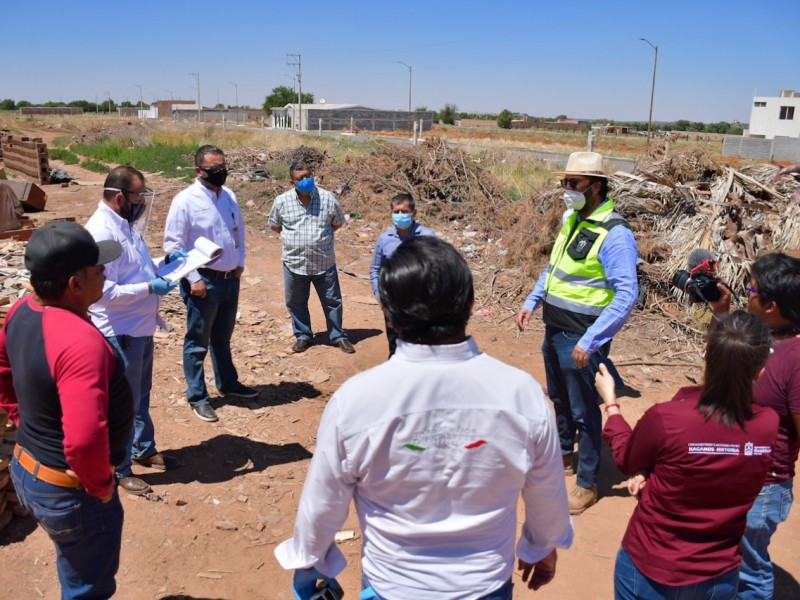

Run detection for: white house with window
[[747, 90, 800, 138]]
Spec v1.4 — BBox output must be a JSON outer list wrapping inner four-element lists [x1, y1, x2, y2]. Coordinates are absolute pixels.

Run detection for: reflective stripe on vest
[[543, 199, 623, 316]]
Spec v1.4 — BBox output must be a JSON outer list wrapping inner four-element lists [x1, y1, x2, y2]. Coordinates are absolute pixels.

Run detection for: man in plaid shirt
[[269, 162, 355, 354]]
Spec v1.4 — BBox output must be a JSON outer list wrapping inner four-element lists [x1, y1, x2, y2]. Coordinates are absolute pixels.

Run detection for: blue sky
[[2, 0, 797, 123]]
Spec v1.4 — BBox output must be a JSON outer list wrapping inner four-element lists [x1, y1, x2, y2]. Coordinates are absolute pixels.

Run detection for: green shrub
[[48, 148, 80, 165], [80, 159, 110, 174]]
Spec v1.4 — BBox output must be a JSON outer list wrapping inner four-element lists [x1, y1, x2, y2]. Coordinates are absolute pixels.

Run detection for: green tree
[[43, 101, 66, 107], [0, 99, 15, 110], [262, 85, 314, 115], [556, 114, 568, 121], [415, 105, 428, 111], [16, 100, 32, 108], [673, 119, 691, 131], [439, 103, 458, 125], [497, 109, 513, 129]]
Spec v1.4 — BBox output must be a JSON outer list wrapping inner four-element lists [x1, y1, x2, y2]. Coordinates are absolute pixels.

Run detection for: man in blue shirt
[[517, 152, 638, 515], [370, 193, 436, 356]]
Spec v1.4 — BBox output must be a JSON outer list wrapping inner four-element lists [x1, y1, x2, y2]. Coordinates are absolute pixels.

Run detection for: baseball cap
[[25, 221, 122, 279]]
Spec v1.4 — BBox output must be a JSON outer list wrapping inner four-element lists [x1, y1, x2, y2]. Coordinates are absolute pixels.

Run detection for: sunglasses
[[560, 178, 591, 189]]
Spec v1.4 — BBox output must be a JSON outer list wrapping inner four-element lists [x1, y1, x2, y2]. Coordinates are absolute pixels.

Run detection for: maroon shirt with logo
[[603, 386, 778, 586], [754, 337, 800, 484]]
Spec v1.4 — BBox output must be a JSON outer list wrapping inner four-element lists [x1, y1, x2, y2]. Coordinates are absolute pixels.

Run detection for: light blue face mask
[[295, 177, 315, 193], [392, 212, 413, 229]]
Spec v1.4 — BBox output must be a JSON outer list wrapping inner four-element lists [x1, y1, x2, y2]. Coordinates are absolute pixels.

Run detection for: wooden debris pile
[[611, 156, 799, 303], [328, 137, 511, 227], [488, 151, 800, 327]]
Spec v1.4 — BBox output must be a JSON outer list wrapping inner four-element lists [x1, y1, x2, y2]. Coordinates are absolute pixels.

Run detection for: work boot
[[568, 484, 598, 515], [118, 476, 151, 496], [562, 454, 575, 477]]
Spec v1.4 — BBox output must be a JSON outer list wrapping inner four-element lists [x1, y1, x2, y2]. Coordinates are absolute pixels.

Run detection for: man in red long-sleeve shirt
[[0, 222, 133, 599]]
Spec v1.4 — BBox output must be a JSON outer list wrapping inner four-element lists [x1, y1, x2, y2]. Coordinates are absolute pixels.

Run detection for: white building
[[747, 90, 800, 139]]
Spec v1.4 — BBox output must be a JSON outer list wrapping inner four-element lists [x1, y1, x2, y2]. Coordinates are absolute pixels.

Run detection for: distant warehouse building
[[271, 103, 434, 132]]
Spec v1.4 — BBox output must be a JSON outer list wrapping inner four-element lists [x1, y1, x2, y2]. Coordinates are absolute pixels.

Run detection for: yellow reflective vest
[[542, 199, 630, 334]]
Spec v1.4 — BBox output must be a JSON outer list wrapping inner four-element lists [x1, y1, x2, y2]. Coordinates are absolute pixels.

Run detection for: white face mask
[[563, 189, 586, 210]]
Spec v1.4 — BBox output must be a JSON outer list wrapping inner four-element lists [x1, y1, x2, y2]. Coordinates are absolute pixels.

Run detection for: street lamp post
[[640, 38, 658, 144], [135, 84, 143, 117], [189, 73, 201, 124], [398, 61, 412, 133], [229, 81, 238, 124]]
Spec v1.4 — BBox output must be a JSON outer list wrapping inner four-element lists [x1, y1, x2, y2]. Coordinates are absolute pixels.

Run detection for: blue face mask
[[295, 177, 315, 193], [392, 212, 414, 230]]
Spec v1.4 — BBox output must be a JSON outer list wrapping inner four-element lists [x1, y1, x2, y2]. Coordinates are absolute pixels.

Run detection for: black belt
[[198, 267, 237, 280]]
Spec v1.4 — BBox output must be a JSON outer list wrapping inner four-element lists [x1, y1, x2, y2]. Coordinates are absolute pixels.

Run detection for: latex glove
[[291, 568, 342, 600], [150, 278, 178, 296], [166, 250, 189, 264]]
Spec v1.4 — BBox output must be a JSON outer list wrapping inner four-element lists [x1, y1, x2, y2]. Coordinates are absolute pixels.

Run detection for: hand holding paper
[[156, 237, 223, 283]]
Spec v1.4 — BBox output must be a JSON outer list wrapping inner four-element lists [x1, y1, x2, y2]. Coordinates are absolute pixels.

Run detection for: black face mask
[[121, 197, 146, 223], [202, 166, 228, 187]]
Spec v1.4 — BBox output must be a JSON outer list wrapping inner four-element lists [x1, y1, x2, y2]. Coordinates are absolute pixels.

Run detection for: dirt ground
[[1, 142, 799, 600]]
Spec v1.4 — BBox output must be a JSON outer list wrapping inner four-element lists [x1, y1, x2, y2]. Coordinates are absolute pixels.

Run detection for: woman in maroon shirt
[[597, 311, 779, 600]]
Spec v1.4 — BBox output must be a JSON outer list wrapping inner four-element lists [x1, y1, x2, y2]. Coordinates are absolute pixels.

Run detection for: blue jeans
[[10, 457, 124, 599], [283, 264, 346, 342], [542, 326, 606, 489], [180, 276, 240, 407], [106, 335, 156, 478], [360, 575, 512, 600], [615, 547, 738, 600], [737, 479, 794, 599]]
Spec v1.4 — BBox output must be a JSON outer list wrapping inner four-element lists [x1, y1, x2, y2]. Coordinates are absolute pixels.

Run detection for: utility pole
[[135, 84, 143, 116], [640, 38, 658, 145], [398, 61, 412, 133], [229, 81, 238, 123], [287, 53, 302, 131], [189, 73, 201, 124]]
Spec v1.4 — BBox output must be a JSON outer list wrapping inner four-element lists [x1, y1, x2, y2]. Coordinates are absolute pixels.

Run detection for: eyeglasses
[[745, 286, 760, 295], [104, 187, 156, 201], [560, 178, 590, 190]]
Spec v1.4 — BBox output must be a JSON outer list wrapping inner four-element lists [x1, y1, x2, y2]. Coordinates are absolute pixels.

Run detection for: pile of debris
[[231, 139, 511, 230], [494, 150, 800, 326]]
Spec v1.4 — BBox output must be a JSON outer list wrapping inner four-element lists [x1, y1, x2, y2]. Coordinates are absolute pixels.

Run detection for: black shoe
[[222, 382, 259, 399], [192, 403, 218, 422], [292, 338, 311, 353], [335, 338, 356, 354]]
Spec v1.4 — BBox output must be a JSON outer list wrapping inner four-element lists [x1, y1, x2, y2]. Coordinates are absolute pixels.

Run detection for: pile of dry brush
[[227, 139, 799, 321]]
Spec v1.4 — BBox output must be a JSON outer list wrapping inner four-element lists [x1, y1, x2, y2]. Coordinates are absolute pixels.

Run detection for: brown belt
[[13, 444, 82, 489]]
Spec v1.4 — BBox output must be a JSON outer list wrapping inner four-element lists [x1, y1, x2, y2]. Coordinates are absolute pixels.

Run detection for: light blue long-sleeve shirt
[[370, 222, 436, 298], [522, 202, 639, 354]]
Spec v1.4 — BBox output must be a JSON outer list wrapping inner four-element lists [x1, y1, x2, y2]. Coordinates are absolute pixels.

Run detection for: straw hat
[[559, 152, 609, 179]]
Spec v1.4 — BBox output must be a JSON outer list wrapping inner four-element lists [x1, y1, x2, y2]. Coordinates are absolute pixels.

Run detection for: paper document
[[156, 236, 223, 283]]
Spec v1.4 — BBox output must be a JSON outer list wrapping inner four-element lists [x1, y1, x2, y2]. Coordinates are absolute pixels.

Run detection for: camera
[[672, 249, 722, 303]]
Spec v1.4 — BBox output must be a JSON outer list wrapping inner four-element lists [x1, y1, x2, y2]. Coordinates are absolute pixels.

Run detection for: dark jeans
[[10, 458, 124, 599], [106, 335, 156, 478], [180, 275, 240, 407], [615, 547, 738, 600], [542, 325, 608, 489], [283, 264, 346, 342]]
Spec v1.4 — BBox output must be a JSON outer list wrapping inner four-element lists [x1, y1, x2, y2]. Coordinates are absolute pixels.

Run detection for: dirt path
[[1, 151, 798, 599]]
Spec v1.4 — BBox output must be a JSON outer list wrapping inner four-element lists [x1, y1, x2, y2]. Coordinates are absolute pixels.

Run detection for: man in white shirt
[[275, 237, 573, 600], [164, 146, 257, 423], [87, 166, 182, 495]]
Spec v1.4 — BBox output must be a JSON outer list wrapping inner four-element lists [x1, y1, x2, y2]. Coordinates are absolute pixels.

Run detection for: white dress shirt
[[163, 180, 246, 283], [275, 338, 573, 599], [86, 201, 162, 338]]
